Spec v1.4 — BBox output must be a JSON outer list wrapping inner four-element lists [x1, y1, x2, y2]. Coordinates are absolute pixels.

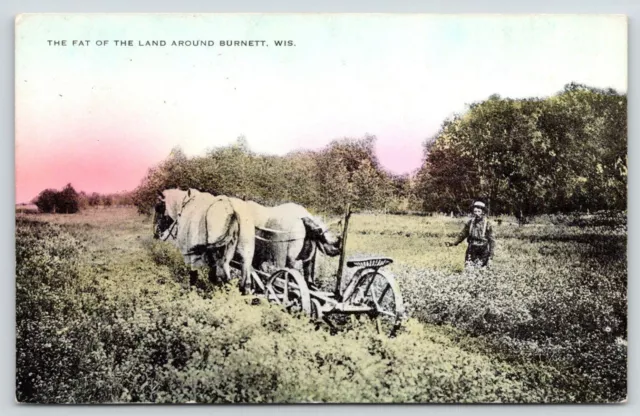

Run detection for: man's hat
[[472, 201, 486, 212]]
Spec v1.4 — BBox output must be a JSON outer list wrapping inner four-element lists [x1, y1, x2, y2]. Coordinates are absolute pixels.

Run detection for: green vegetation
[[132, 83, 626, 219], [15, 208, 626, 403], [337, 212, 627, 402], [33, 183, 81, 214], [132, 135, 400, 216], [31, 183, 134, 213], [17, 82, 627, 403], [416, 83, 627, 215]]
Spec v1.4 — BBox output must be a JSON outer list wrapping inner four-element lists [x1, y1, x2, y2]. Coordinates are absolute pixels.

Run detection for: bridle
[[157, 193, 196, 241]]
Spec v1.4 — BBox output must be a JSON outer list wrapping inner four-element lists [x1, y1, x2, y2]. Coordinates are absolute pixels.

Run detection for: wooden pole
[[335, 203, 352, 300]]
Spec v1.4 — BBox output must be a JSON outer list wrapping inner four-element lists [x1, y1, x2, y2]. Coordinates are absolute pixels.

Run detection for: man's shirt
[[453, 216, 495, 254]]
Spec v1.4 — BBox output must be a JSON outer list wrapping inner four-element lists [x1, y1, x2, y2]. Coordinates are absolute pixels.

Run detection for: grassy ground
[[15, 207, 626, 403]]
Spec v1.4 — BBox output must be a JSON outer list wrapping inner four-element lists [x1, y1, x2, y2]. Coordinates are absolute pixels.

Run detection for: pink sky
[[15, 14, 626, 203], [15, 125, 165, 202], [15, 123, 422, 203]]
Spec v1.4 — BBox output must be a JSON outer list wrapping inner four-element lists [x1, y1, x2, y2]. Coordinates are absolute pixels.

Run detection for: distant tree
[[55, 183, 80, 214], [33, 184, 80, 214], [33, 189, 59, 213], [88, 192, 101, 206], [314, 135, 393, 213], [77, 191, 89, 210], [389, 173, 412, 199], [133, 135, 397, 215]]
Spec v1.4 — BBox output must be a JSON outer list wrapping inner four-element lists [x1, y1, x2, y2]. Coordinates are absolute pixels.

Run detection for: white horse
[[245, 200, 342, 286], [153, 188, 255, 294]]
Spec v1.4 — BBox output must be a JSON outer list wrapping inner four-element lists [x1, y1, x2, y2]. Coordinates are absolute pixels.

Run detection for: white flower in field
[[604, 326, 612, 333]]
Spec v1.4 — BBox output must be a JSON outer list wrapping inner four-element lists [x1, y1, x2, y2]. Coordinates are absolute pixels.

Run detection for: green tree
[[56, 184, 80, 214], [314, 135, 393, 213], [33, 189, 59, 213], [416, 83, 627, 216]]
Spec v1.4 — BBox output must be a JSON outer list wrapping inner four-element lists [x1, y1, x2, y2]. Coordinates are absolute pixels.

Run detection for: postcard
[[15, 13, 627, 404]]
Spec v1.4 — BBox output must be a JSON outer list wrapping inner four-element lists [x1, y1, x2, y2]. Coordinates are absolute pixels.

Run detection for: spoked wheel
[[349, 269, 406, 336], [265, 268, 311, 315]]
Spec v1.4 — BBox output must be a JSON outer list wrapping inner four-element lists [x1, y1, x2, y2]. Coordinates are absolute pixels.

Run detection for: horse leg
[[236, 238, 255, 296], [287, 240, 304, 270], [303, 256, 316, 288], [207, 266, 220, 286], [221, 238, 238, 284], [225, 199, 255, 296], [294, 239, 316, 286], [202, 250, 222, 287], [189, 269, 199, 287], [241, 249, 254, 295]]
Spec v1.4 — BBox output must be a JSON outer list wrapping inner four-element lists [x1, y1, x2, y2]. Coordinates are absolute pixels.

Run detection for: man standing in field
[[446, 201, 495, 268]]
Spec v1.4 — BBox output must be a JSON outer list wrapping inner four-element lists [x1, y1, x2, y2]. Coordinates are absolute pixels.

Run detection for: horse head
[[152, 188, 194, 240]]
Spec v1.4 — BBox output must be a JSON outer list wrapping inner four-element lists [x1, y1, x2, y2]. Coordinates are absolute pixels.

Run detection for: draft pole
[[334, 203, 352, 301]]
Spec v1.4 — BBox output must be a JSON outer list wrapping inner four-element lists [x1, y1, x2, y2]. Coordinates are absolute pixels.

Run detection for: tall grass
[[15, 208, 626, 403], [326, 212, 627, 402]]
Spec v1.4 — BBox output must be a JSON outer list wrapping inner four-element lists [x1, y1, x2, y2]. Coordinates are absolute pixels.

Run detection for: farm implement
[[232, 205, 407, 336]]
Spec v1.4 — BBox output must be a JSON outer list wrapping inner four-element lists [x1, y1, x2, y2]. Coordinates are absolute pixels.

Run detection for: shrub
[[16, 219, 90, 402], [56, 183, 80, 214], [32, 184, 80, 214], [33, 189, 58, 213], [400, 252, 626, 402]]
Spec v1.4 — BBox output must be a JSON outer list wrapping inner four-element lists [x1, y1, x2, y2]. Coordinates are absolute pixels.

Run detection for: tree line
[[32, 184, 135, 214], [132, 134, 408, 216], [133, 83, 626, 218], [25, 82, 616, 218], [415, 83, 627, 216]]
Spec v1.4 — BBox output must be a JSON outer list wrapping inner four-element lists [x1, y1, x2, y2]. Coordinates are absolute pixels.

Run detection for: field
[[15, 207, 627, 403]]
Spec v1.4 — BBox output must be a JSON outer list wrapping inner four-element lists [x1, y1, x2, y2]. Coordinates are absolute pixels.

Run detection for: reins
[[161, 193, 195, 241]]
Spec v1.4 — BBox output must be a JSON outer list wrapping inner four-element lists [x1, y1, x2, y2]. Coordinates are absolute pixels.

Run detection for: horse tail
[[205, 198, 238, 248]]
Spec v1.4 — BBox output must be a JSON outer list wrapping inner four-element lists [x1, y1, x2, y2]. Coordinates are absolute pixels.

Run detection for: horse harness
[[161, 193, 196, 241], [254, 222, 330, 243]]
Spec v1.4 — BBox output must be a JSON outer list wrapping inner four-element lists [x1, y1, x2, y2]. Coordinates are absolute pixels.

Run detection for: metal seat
[[346, 257, 393, 268]]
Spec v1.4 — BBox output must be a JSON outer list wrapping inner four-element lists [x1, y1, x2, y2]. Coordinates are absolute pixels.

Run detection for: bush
[[33, 189, 58, 213], [401, 254, 626, 402], [32, 183, 80, 214], [16, 219, 90, 402], [56, 183, 80, 213]]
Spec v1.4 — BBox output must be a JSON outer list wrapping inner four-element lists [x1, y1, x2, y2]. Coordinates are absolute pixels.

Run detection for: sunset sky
[[15, 14, 627, 203]]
